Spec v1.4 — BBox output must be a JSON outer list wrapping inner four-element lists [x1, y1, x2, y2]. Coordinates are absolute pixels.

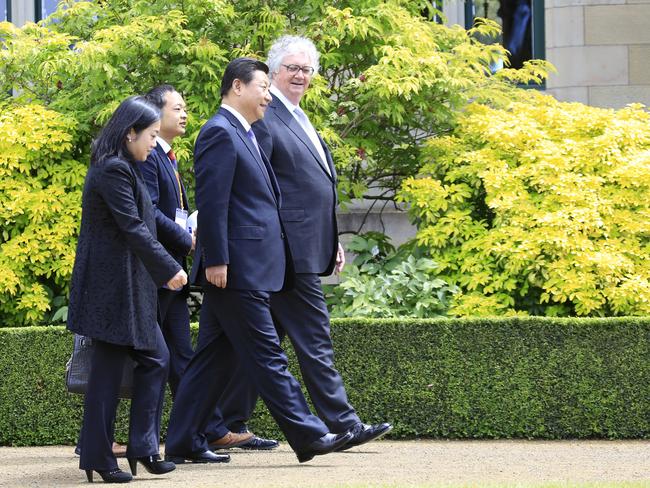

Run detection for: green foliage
[[0, 103, 83, 325], [326, 234, 459, 318], [399, 91, 650, 317], [1, 318, 649, 445], [0, 1, 551, 324], [0, 0, 551, 206]]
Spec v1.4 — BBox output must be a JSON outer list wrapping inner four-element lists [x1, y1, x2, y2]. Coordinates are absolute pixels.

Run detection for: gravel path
[[1, 440, 649, 487]]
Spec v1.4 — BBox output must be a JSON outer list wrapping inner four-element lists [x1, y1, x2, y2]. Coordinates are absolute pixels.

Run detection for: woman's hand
[[166, 269, 188, 290]]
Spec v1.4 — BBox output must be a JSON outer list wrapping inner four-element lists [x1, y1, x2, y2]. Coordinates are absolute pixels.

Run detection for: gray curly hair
[[267, 35, 320, 78]]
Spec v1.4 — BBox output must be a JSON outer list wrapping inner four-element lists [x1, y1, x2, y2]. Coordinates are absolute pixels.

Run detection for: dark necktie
[[246, 128, 262, 160]]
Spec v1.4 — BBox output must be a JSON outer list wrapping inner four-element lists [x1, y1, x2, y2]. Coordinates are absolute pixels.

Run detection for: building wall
[[545, 0, 650, 108]]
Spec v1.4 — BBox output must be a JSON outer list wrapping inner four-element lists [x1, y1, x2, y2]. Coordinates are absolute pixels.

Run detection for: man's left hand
[[335, 242, 346, 274], [190, 229, 196, 253]]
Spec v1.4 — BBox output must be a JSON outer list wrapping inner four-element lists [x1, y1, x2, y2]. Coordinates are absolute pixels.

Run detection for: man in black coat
[[252, 35, 392, 448], [165, 58, 352, 464]]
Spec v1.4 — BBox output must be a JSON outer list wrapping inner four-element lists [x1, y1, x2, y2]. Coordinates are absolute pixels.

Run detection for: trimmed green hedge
[[1, 318, 649, 446]]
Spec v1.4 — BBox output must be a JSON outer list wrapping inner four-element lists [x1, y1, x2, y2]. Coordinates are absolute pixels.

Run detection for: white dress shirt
[[270, 86, 330, 176]]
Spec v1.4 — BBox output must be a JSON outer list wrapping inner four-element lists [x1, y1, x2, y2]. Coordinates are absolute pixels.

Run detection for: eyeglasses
[[281, 64, 315, 76]]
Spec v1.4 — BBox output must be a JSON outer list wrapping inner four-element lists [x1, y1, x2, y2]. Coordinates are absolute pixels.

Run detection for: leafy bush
[[1, 0, 549, 207], [0, 104, 83, 325], [0, 0, 550, 325], [1, 318, 649, 445], [399, 91, 650, 317], [327, 233, 459, 317]]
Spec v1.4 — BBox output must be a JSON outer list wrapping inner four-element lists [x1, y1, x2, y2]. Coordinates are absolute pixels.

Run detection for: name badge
[[175, 208, 188, 231]]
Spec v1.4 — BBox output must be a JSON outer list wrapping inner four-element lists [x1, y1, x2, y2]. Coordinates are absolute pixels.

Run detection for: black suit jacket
[[191, 108, 288, 292], [67, 157, 180, 349], [141, 143, 193, 295], [253, 94, 338, 275]]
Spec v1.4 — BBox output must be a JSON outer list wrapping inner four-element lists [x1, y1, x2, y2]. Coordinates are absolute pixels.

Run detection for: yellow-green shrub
[[0, 103, 84, 325], [0, 1, 551, 324], [399, 91, 650, 317]]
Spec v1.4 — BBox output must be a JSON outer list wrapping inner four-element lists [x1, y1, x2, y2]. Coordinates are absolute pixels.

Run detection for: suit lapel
[[270, 96, 334, 181], [155, 143, 183, 207], [219, 108, 278, 204], [316, 132, 337, 181], [260, 147, 282, 205]]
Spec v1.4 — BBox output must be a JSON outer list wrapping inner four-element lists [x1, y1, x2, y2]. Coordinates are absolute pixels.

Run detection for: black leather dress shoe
[[337, 422, 392, 451], [238, 434, 280, 450], [164, 450, 230, 464], [295, 431, 353, 463]]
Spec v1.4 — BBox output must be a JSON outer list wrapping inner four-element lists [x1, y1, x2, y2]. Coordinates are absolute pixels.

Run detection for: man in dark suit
[[165, 57, 353, 464], [140, 85, 194, 398], [141, 84, 257, 450], [252, 36, 392, 449]]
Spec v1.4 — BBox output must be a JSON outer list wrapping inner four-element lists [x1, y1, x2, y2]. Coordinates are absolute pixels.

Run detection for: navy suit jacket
[[253, 94, 338, 276], [191, 108, 288, 292], [140, 143, 193, 264]]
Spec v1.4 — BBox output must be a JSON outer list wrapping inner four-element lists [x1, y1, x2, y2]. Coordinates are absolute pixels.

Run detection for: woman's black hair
[[91, 96, 161, 165]]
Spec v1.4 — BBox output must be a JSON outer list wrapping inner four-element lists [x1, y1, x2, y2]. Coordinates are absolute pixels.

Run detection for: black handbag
[[65, 334, 134, 399]]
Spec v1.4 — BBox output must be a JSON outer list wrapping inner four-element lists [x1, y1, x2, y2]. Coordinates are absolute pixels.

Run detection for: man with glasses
[[252, 35, 392, 450]]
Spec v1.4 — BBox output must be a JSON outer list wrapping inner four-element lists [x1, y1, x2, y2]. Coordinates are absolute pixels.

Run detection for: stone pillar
[[545, 0, 650, 107], [444, 0, 466, 27], [10, 0, 35, 26]]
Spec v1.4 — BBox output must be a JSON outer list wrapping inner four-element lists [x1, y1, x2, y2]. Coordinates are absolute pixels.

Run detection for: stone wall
[[327, 202, 417, 283], [337, 200, 417, 248], [546, 0, 650, 108]]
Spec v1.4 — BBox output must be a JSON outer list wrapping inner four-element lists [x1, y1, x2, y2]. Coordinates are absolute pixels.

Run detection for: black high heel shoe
[[84, 468, 132, 483], [127, 455, 176, 476]]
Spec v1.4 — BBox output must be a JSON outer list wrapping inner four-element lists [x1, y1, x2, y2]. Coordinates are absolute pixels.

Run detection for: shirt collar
[[221, 103, 251, 132], [270, 85, 299, 114], [156, 136, 171, 154]]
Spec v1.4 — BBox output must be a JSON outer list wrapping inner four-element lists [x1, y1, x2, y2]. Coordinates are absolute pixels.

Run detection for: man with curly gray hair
[[266, 35, 321, 80], [252, 35, 392, 450]]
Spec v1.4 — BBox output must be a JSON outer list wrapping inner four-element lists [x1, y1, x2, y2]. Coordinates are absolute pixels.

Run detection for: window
[[35, 0, 60, 21], [422, 0, 445, 24], [465, 0, 545, 70], [2, 0, 10, 22]]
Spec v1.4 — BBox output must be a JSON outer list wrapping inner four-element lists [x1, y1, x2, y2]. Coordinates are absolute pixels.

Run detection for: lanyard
[[173, 166, 184, 210]]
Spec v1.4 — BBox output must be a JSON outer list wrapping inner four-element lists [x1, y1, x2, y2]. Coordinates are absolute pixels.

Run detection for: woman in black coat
[[67, 96, 187, 483]]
